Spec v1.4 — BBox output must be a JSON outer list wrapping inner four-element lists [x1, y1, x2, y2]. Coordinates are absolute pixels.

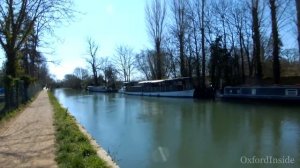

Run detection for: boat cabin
[[125, 77, 193, 93]]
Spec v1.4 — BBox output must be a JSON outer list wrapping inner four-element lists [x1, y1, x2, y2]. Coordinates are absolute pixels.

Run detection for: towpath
[[0, 90, 57, 168]]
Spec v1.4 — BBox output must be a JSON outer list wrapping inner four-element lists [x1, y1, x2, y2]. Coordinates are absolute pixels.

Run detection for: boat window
[[285, 89, 298, 96], [251, 89, 256, 95]]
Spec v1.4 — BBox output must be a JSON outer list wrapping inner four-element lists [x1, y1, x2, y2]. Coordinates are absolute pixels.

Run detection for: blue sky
[[44, 0, 298, 80], [48, 0, 151, 80], [0, 0, 297, 80]]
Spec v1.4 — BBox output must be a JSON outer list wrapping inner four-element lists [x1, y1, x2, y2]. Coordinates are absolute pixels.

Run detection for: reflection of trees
[[210, 102, 243, 144], [58, 88, 78, 97], [246, 106, 291, 157], [92, 94, 99, 115], [176, 101, 210, 167], [144, 99, 254, 167], [138, 98, 192, 167], [137, 98, 165, 122], [270, 112, 281, 157], [249, 107, 265, 156]]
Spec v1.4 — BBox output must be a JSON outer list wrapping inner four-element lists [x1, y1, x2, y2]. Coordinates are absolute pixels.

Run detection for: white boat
[[122, 77, 195, 98]]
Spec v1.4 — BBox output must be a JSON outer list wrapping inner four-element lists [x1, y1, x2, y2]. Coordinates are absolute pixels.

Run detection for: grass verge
[[48, 91, 109, 168]]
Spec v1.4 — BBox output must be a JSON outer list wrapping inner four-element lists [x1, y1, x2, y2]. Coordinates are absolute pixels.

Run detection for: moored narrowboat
[[220, 86, 300, 102], [122, 77, 195, 98]]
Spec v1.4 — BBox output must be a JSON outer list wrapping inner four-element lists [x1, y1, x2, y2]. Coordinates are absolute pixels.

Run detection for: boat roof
[[138, 77, 192, 84], [138, 80, 165, 84], [164, 77, 191, 81]]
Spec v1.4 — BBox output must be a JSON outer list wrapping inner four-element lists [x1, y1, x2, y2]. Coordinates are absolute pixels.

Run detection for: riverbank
[[0, 90, 118, 167], [48, 91, 118, 168]]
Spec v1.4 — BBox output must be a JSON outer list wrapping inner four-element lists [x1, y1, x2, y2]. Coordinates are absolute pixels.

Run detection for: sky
[[47, 0, 151, 80], [0, 0, 297, 80], [33, 0, 300, 81]]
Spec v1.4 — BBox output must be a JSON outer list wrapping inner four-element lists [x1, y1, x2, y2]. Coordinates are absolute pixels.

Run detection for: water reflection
[[54, 89, 300, 168]]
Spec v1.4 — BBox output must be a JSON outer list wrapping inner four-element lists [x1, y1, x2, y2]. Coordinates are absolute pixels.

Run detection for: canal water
[[54, 88, 300, 168]]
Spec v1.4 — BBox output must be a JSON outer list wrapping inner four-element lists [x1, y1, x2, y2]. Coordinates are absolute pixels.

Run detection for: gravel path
[[0, 90, 57, 168]]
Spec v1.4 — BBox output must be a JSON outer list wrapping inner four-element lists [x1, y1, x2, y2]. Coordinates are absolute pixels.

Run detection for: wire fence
[[0, 81, 42, 112]]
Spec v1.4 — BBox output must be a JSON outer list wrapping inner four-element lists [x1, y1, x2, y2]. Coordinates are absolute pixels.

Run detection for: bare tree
[[135, 50, 159, 80], [135, 51, 151, 80], [186, 0, 210, 88], [170, 0, 189, 77], [103, 63, 117, 88], [199, 0, 207, 88], [114, 45, 135, 82], [296, 0, 300, 58], [231, 2, 248, 83], [269, 0, 281, 84], [251, 0, 263, 82], [145, 0, 167, 79], [187, 0, 201, 79], [73, 67, 89, 81], [0, 0, 73, 109], [163, 36, 179, 78], [85, 38, 100, 86]]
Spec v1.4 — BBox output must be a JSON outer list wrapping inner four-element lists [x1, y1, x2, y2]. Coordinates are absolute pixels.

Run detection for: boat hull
[[123, 89, 195, 98]]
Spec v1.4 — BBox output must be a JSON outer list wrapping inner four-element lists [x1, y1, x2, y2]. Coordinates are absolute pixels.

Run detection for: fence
[[0, 81, 42, 112]]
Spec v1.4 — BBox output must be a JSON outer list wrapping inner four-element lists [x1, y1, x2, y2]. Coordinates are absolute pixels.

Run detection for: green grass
[[48, 92, 110, 168]]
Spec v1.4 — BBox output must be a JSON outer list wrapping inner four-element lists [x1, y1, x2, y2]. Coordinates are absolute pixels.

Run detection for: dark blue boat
[[0, 87, 4, 95], [220, 86, 300, 102]]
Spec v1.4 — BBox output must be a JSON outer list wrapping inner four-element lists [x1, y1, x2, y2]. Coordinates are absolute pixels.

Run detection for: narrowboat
[[221, 86, 300, 102]]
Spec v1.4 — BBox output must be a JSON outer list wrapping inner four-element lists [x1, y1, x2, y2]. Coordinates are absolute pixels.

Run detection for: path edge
[[49, 92, 119, 168], [73, 117, 119, 168]]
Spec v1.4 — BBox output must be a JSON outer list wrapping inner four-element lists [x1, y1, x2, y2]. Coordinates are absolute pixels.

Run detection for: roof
[[138, 77, 192, 84], [164, 77, 192, 81], [138, 80, 165, 84]]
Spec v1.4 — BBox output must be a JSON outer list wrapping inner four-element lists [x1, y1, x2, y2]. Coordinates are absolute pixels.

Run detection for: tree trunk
[[4, 49, 18, 109], [296, 0, 300, 60], [239, 30, 245, 83], [242, 37, 253, 77], [187, 39, 193, 78], [270, 0, 281, 84], [156, 40, 162, 79], [201, 0, 206, 88], [179, 34, 187, 77], [252, 1, 263, 83], [193, 24, 201, 80], [92, 67, 98, 85], [145, 0, 166, 79]]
